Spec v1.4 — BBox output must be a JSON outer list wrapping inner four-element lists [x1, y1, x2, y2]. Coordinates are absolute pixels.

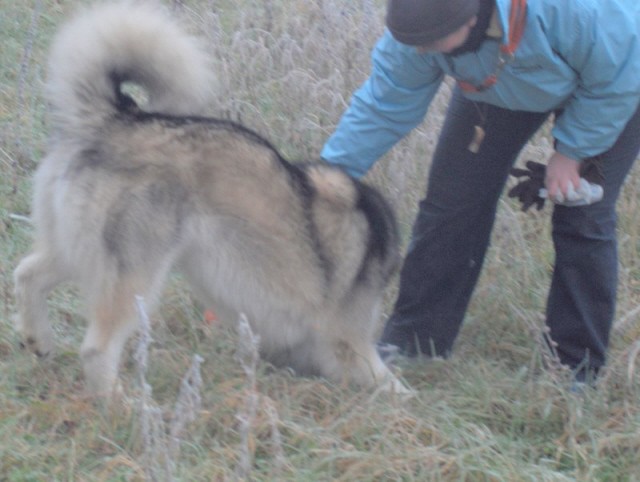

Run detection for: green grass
[[1, 1, 639, 480]]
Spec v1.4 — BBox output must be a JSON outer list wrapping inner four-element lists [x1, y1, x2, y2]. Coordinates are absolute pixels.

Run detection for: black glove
[[508, 160, 546, 212], [508, 158, 605, 212]]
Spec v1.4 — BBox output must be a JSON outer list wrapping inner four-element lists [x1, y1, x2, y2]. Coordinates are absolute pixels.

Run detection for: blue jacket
[[321, 0, 640, 178]]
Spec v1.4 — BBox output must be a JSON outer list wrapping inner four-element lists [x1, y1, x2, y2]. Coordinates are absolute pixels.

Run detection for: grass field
[[1, 1, 639, 480]]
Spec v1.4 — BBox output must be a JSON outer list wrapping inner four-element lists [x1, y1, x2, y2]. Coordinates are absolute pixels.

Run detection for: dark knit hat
[[386, 0, 480, 46]]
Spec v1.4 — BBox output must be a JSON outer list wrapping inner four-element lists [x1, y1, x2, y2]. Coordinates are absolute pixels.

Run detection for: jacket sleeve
[[550, 3, 640, 161], [321, 30, 444, 178]]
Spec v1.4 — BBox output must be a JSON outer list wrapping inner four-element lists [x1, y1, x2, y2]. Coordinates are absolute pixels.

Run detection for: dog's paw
[[380, 374, 415, 398], [18, 334, 54, 359]]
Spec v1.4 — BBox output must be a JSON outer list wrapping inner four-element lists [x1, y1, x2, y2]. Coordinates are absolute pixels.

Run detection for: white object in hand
[[539, 178, 603, 206]]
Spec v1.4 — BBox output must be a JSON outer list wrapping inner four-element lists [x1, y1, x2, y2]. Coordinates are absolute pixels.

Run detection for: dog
[[13, 1, 408, 396]]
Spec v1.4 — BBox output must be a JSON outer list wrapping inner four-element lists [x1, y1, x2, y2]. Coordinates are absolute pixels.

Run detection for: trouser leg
[[547, 102, 640, 378], [381, 88, 549, 356]]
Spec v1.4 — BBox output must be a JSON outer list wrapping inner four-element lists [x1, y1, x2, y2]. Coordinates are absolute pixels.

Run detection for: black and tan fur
[[13, 1, 407, 396]]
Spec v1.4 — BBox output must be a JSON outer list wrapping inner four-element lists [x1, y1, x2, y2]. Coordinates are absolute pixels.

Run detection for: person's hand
[[509, 156, 605, 211], [544, 152, 581, 202]]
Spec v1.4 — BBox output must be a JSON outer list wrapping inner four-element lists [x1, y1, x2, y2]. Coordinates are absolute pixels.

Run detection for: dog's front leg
[[321, 337, 412, 395]]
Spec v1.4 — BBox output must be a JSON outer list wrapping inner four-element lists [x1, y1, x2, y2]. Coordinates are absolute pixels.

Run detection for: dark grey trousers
[[381, 87, 640, 377]]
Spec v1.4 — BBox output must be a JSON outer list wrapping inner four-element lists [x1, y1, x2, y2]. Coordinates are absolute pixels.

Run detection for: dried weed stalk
[[134, 296, 205, 482], [234, 314, 261, 480], [233, 314, 287, 479]]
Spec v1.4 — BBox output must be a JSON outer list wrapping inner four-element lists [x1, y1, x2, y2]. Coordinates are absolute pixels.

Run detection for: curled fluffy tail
[[47, 1, 214, 140]]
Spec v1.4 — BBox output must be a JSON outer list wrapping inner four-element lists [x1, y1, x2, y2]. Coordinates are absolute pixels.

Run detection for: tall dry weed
[[133, 297, 205, 481]]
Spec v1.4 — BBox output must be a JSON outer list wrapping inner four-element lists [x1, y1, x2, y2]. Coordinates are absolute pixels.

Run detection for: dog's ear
[[306, 164, 357, 209]]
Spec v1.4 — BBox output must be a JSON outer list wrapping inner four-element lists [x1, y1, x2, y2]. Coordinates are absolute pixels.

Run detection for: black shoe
[[377, 342, 401, 363], [376, 342, 423, 366]]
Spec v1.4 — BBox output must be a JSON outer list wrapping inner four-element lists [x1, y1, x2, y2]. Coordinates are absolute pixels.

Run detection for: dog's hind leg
[[14, 249, 68, 357], [80, 270, 168, 397]]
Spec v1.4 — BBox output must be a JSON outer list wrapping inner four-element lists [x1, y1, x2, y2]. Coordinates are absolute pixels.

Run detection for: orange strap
[[502, 0, 527, 56], [457, 0, 527, 93]]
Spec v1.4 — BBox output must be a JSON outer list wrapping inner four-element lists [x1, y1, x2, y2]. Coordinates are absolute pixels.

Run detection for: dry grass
[[1, 0, 639, 480]]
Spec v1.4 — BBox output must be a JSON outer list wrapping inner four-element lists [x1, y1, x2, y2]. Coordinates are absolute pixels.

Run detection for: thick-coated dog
[[13, 2, 407, 396]]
